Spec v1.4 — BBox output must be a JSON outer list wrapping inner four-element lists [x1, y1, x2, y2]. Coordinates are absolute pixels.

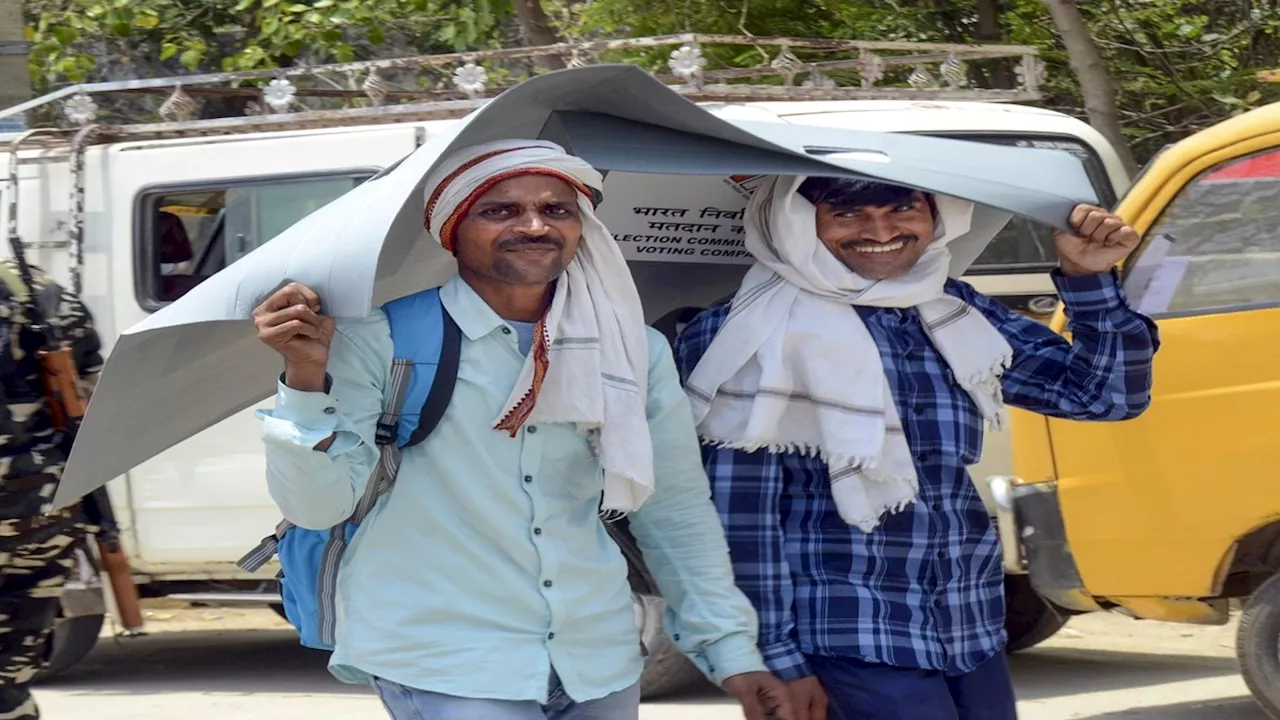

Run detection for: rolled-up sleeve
[[625, 328, 767, 685], [256, 313, 390, 530]]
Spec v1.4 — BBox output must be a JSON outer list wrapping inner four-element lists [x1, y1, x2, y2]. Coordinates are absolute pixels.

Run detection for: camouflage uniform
[[0, 259, 102, 720]]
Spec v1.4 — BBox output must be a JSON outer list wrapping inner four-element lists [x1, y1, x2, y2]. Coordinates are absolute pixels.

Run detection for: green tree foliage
[[1065, 0, 1280, 158], [24, 0, 513, 85], [23, 0, 1280, 164], [570, 0, 1280, 164]]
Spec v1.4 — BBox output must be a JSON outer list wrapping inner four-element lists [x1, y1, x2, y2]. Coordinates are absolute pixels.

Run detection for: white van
[[0, 36, 1129, 696]]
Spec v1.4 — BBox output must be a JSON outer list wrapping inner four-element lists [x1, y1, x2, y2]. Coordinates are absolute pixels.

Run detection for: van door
[[1036, 106, 1280, 599], [102, 126, 421, 572]]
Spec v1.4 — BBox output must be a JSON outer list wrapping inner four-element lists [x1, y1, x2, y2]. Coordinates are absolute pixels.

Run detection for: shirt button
[[533, 528, 542, 535], [932, 503, 943, 512], [524, 475, 533, 483], [543, 580, 553, 588], [323, 407, 336, 415], [527, 425, 538, 434], [934, 598, 944, 608], [547, 632, 555, 640], [937, 550, 946, 559], [502, 327, 512, 335], [913, 406, 925, 416]]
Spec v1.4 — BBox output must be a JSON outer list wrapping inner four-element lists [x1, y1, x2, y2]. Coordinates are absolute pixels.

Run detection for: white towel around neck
[[684, 175, 1013, 532]]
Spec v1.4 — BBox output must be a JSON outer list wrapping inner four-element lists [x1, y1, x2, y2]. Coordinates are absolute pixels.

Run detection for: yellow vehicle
[[989, 100, 1280, 718]]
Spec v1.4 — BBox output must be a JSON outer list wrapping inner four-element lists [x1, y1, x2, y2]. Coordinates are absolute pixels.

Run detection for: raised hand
[[252, 282, 334, 392], [1053, 203, 1141, 277]]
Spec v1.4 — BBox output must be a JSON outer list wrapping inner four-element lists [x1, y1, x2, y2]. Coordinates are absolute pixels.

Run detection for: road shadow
[[1011, 646, 1242, 702], [1083, 696, 1265, 719], [643, 679, 725, 706], [38, 628, 736, 705], [33, 626, 1254, 718], [35, 628, 368, 697], [651, 645, 1251, 710]]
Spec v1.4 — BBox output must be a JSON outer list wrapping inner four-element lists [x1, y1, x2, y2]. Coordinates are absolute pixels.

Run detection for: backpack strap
[[236, 518, 292, 574], [313, 357, 414, 646], [235, 359, 413, 577], [238, 289, 462, 646], [381, 287, 458, 448], [405, 308, 461, 449]]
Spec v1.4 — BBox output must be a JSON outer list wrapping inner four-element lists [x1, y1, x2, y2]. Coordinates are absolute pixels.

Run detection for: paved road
[[31, 612, 1269, 720]]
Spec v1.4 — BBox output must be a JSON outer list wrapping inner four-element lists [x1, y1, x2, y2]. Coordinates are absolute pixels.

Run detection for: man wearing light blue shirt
[[250, 140, 792, 720]]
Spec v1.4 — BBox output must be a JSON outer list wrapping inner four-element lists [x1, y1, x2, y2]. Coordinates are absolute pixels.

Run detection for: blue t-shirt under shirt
[[509, 320, 535, 356]]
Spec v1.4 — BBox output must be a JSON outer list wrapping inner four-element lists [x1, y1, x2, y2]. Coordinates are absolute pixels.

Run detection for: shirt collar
[[438, 274, 512, 341]]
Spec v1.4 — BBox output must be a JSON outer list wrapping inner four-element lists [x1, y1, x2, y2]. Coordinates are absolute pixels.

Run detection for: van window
[[1122, 147, 1280, 318], [937, 134, 1117, 275], [135, 171, 372, 307]]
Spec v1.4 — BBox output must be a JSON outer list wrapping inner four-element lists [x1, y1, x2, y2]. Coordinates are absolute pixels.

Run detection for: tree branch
[[511, 0, 565, 69], [1040, 0, 1138, 175]]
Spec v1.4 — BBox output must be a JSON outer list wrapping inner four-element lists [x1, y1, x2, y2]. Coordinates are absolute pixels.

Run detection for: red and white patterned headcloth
[[422, 139, 600, 255]]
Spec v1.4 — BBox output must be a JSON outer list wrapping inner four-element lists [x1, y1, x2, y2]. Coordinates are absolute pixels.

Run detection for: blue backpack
[[237, 287, 462, 650]]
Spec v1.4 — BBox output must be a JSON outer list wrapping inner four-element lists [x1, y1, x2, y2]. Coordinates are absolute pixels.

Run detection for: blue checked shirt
[[672, 269, 1159, 681]]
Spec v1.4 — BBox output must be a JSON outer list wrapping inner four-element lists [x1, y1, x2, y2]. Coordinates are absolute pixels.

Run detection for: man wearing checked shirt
[[674, 175, 1158, 720]]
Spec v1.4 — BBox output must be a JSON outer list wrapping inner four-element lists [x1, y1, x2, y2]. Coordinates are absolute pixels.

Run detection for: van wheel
[[37, 613, 104, 680], [640, 627, 706, 699], [1004, 574, 1067, 653], [1237, 572, 1280, 718]]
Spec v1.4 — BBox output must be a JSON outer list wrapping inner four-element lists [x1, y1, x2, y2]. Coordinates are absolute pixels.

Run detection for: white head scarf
[[422, 139, 654, 516], [684, 175, 1013, 531]]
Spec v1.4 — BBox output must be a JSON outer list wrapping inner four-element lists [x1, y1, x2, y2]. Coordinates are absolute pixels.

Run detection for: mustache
[[841, 234, 919, 250], [497, 234, 564, 250]]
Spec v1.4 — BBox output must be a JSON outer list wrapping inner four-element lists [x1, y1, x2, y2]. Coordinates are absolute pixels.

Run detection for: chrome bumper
[[986, 475, 1028, 575]]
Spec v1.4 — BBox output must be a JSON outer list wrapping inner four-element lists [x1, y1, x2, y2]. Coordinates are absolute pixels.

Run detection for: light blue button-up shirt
[[258, 275, 765, 703]]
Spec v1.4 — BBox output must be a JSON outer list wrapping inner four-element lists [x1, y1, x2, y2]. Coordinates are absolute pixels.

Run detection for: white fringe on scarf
[[685, 175, 1013, 532]]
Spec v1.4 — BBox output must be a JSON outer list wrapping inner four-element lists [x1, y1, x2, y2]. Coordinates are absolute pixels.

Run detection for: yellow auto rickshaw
[[989, 100, 1280, 718]]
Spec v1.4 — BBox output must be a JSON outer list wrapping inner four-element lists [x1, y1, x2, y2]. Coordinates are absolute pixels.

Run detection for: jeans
[[807, 651, 1018, 720], [372, 672, 641, 720]]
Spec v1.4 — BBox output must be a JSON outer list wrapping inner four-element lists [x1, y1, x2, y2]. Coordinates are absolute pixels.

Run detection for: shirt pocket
[[536, 423, 606, 502]]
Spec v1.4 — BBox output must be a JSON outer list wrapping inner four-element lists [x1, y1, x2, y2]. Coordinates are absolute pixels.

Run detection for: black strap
[[405, 307, 462, 449], [4, 236, 54, 345]]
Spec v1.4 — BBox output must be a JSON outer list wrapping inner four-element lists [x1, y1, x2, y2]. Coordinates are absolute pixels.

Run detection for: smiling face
[[453, 174, 584, 287], [800, 177, 938, 281]]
